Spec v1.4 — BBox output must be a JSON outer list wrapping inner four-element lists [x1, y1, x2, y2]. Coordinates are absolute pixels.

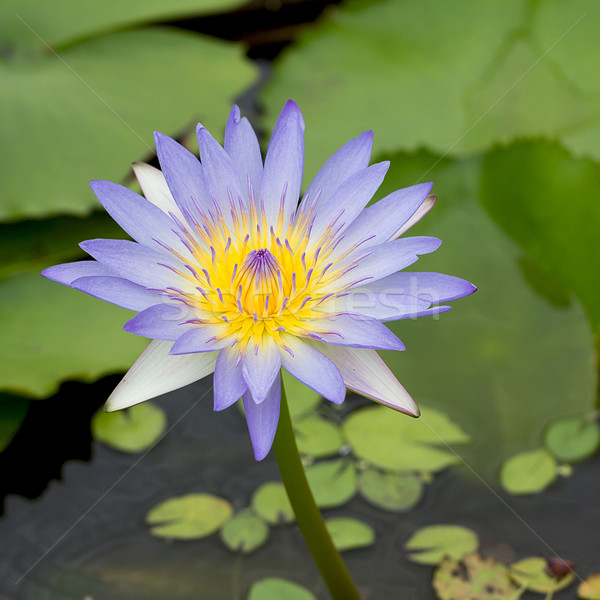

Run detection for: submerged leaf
[[146, 493, 233, 540], [325, 517, 375, 552], [406, 525, 479, 565], [500, 449, 557, 495]]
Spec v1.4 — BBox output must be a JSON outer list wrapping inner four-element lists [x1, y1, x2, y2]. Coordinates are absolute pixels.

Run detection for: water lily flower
[[42, 101, 475, 460]]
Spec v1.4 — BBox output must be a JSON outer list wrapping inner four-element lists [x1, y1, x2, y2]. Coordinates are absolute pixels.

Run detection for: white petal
[[105, 340, 218, 411], [132, 162, 183, 220]]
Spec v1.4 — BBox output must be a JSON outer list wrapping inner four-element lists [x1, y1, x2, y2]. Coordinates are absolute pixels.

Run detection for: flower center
[[235, 248, 283, 314]]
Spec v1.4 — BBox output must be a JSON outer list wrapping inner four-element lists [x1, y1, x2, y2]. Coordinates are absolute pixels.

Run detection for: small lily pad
[[433, 553, 518, 600], [251, 482, 294, 525], [325, 517, 375, 552], [500, 449, 557, 495], [146, 493, 233, 540], [248, 578, 316, 600], [509, 557, 574, 593], [92, 402, 166, 453], [405, 525, 479, 565], [282, 370, 321, 420], [220, 510, 269, 554], [294, 416, 344, 458], [578, 573, 600, 599], [305, 459, 357, 509], [543, 416, 600, 463], [359, 469, 423, 512]]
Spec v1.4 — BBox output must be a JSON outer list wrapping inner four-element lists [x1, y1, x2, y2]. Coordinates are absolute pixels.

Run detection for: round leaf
[[248, 578, 316, 600], [405, 525, 479, 565], [434, 553, 517, 600], [509, 557, 574, 593], [500, 449, 557, 495], [220, 510, 269, 554], [294, 416, 344, 458], [91, 402, 166, 453], [325, 517, 375, 552], [543, 416, 600, 463], [578, 573, 600, 600], [305, 459, 357, 509], [251, 482, 294, 525], [359, 469, 423, 512], [146, 493, 233, 540]]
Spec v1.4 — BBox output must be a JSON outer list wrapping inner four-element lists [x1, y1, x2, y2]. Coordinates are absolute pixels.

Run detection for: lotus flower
[[43, 101, 475, 459]]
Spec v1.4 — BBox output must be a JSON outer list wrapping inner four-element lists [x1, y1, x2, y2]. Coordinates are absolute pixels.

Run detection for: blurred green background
[[1, 0, 599, 483]]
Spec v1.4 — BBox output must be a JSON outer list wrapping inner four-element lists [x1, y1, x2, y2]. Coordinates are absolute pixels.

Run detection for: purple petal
[[335, 183, 433, 255], [213, 346, 247, 411], [312, 315, 405, 351], [278, 334, 346, 404], [169, 325, 230, 354], [132, 162, 182, 218], [42, 260, 114, 285], [224, 105, 263, 197], [308, 161, 389, 242], [71, 276, 159, 311], [124, 303, 190, 340], [242, 335, 281, 404], [79, 239, 182, 289], [106, 340, 218, 411], [301, 130, 373, 213], [154, 132, 209, 219], [90, 180, 186, 254], [334, 236, 442, 289], [310, 342, 419, 416], [196, 124, 245, 213], [261, 100, 305, 225], [242, 374, 281, 461]]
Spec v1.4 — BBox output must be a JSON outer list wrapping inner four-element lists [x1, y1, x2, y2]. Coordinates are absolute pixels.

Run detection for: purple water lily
[[43, 101, 475, 460]]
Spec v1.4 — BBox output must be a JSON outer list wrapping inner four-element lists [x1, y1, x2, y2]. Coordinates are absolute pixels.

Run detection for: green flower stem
[[273, 380, 362, 600]]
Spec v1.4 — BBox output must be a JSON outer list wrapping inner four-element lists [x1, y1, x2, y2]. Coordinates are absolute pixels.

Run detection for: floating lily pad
[[146, 493, 233, 540], [433, 553, 518, 600], [219, 510, 269, 554], [509, 557, 575, 593], [248, 578, 316, 600], [294, 416, 344, 458], [91, 402, 166, 453], [500, 449, 557, 495], [305, 459, 357, 509], [282, 370, 321, 420], [343, 405, 467, 473], [0, 395, 29, 453], [359, 468, 423, 512], [543, 415, 600, 463], [578, 573, 600, 600], [251, 482, 294, 525], [405, 525, 479, 565], [325, 517, 375, 552]]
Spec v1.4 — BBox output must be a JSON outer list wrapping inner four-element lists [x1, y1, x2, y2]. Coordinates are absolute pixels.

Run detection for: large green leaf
[[0, 270, 147, 397], [0, 26, 256, 221], [0, 0, 243, 50], [262, 0, 600, 180]]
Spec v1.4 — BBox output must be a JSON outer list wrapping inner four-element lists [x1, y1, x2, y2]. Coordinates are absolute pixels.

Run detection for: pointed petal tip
[[281, 100, 305, 129], [228, 104, 241, 123]]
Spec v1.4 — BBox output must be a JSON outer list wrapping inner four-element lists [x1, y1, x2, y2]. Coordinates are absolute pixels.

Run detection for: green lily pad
[[405, 525, 479, 565], [305, 459, 357, 509], [219, 510, 269, 554], [0, 22, 255, 221], [325, 517, 375, 552], [343, 405, 468, 473], [91, 401, 166, 453], [509, 557, 574, 593], [0, 395, 29, 453], [251, 482, 294, 525], [359, 469, 423, 512], [0, 270, 148, 397], [433, 554, 518, 600], [146, 493, 233, 540], [262, 0, 600, 180], [282, 370, 321, 420], [500, 449, 557, 495], [294, 416, 344, 458], [248, 578, 316, 600], [543, 415, 600, 463], [578, 573, 600, 600]]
